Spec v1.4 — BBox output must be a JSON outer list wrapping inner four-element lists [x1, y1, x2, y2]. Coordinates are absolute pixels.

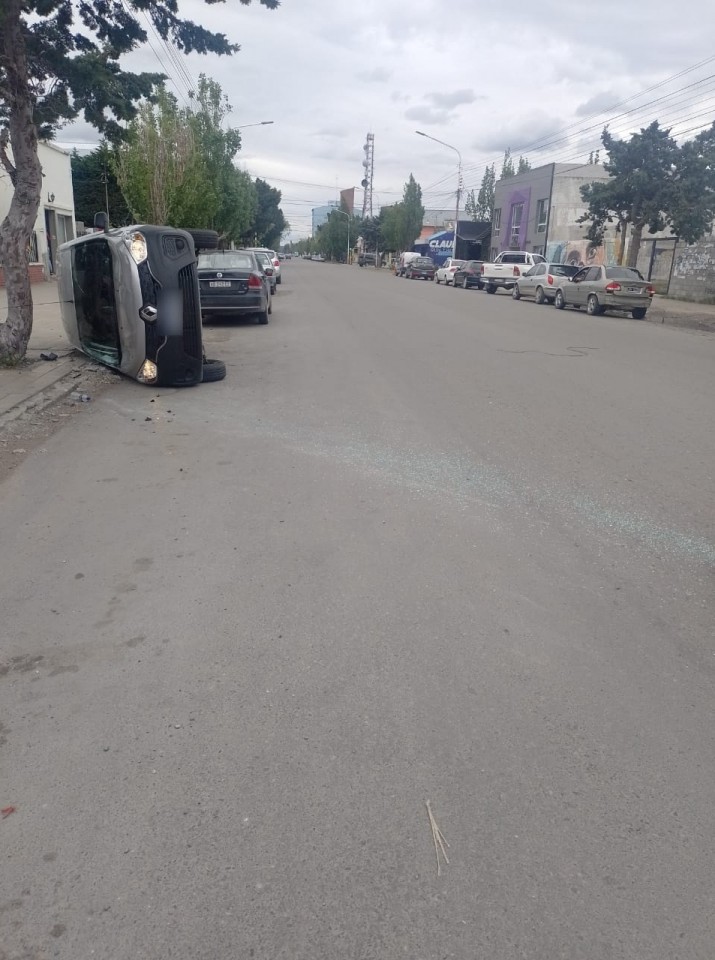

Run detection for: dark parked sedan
[[198, 250, 271, 324], [405, 256, 435, 280], [452, 260, 484, 289]]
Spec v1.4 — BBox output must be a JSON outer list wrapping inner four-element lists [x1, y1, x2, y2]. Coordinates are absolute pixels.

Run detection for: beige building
[[0, 140, 76, 285]]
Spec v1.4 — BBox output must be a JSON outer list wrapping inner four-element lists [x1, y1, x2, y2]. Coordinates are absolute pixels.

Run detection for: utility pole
[[100, 161, 110, 226]]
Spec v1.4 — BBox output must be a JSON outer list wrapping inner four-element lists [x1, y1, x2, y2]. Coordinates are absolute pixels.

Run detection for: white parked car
[[435, 258, 466, 285]]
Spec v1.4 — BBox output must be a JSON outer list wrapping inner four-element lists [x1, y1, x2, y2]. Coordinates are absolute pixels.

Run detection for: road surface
[[2, 261, 714, 959]]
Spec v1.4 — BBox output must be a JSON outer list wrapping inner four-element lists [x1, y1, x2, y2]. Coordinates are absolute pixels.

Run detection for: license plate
[[210, 281, 231, 288], [626, 286, 642, 294]]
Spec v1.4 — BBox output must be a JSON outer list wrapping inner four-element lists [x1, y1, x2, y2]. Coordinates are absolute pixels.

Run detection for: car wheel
[[632, 307, 647, 319], [512, 283, 521, 300], [554, 290, 565, 310], [435, 276, 441, 284], [268, 298, 272, 315], [586, 294, 600, 316], [257, 309, 269, 325], [486, 284, 496, 294], [202, 358, 226, 382], [534, 286, 546, 305], [276, 275, 282, 285]]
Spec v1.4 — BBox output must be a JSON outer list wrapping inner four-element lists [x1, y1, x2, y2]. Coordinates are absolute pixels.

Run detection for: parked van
[[396, 251, 422, 277]]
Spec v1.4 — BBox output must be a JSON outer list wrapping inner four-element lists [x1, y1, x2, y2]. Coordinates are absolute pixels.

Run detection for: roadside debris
[[426, 800, 450, 876], [70, 392, 91, 403], [40, 352, 58, 361], [1, 805, 17, 819]]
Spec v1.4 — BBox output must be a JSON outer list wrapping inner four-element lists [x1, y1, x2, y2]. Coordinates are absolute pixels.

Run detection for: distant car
[[405, 256, 435, 280], [452, 260, 484, 289], [284, 252, 292, 260], [553, 265, 655, 318], [247, 247, 281, 284], [252, 250, 277, 293], [511, 262, 580, 304], [396, 251, 422, 277], [435, 258, 465, 285], [198, 249, 271, 324], [358, 252, 377, 267]]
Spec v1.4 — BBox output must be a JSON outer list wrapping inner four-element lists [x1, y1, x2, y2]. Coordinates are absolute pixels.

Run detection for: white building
[[0, 140, 76, 284]]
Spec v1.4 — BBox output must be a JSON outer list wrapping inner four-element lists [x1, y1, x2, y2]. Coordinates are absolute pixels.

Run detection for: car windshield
[[198, 253, 255, 270], [548, 264, 579, 277], [605, 266, 645, 280]]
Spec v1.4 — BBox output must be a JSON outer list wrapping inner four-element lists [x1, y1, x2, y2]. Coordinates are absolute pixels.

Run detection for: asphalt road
[[2, 261, 714, 960]]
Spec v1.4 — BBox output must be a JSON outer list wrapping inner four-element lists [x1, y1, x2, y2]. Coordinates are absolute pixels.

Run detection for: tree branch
[[0, 128, 17, 185]]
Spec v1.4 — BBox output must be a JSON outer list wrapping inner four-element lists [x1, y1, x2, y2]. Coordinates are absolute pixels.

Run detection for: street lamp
[[416, 130, 463, 260], [332, 209, 351, 264]]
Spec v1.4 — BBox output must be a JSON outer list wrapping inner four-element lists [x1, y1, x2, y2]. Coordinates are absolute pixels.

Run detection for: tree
[[316, 204, 353, 261], [379, 205, 403, 252], [71, 144, 131, 228], [0, 0, 278, 363], [517, 156, 531, 174], [358, 214, 381, 252], [464, 189, 478, 221], [400, 174, 424, 250], [667, 123, 715, 246], [579, 121, 686, 267], [476, 164, 496, 221], [500, 149, 515, 179], [249, 178, 286, 249], [116, 86, 209, 228]]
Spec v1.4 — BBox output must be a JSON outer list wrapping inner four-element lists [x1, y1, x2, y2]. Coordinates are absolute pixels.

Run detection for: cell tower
[[361, 133, 375, 218]]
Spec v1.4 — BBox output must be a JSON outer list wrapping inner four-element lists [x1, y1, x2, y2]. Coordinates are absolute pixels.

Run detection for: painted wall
[[0, 141, 75, 279], [668, 231, 715, 302]]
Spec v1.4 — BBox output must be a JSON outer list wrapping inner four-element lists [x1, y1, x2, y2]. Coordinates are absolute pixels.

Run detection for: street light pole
[[333, 209, 351, 264], [416, 130, 462, 260]]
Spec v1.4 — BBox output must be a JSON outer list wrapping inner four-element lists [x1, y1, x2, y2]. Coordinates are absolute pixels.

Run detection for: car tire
[[554, 290, 565, 310], [276, 275, 282, 285], [268, 298, 272, 315], [462, 276, 469, 289], [486, 284, 496, 294], [187, 229, 219, 251], [512, 283, 521, 300], [435, 276, 441, 284], [202, 358, 226, 382], [257, 308, 269, 325], [535, 286, 546, 305], [632, 307, 647, 319], [586, 294, 600, 316]]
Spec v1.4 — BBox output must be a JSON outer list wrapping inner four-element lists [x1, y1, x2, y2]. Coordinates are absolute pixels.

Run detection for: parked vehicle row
[[58, 219, 286, 388]]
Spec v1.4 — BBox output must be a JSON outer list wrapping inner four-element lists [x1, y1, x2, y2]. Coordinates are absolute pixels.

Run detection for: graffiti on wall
[[546, 238, 617, 267]]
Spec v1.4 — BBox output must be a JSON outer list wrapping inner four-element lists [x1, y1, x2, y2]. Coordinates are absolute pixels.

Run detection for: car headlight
[[137, 359, 158, 384], [128, 231, 148, 264]]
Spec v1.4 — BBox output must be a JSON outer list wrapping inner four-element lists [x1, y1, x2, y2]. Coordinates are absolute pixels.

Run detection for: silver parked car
[[553, 265, 655, 318], [511, 262, 579, 304]]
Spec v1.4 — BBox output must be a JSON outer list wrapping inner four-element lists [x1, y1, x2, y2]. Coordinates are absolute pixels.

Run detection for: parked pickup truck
[[480, 251, 546, 293]]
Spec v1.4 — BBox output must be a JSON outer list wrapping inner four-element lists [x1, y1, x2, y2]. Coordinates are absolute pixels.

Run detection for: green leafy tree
[[116, 86, 209, 227], [358, 214, 381, 252], [71, 144, 131, 228], [0, 0, 278, 363], [500, 149, 515, 179], [464, 189, 478, 221], [517, 156, 531, 174], [579, 121, 685, 267], [476, 164, 496, 221], [248, 178, 286, 249], [400, 173, 424, 250], [317, 205, 353, 261], [379, 205, 403, 252], [667, 123, 715, 247]]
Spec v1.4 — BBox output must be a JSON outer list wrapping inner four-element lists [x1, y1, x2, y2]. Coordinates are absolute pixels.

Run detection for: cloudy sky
[[58, 0, 715, 239]]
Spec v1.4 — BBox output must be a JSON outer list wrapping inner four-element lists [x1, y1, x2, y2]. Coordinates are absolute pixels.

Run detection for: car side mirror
[[93, 211, 109, 233]]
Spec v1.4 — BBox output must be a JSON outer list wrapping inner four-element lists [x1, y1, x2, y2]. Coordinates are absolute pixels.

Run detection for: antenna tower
[[361, 133, 375, 218]]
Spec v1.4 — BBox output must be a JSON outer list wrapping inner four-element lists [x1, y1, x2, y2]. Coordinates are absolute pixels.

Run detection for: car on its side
[[511, 262, 580, 304], [198, 249, 271, 324], [405, 256, 435, 280], [553, 265, 655, 318], [434, 258, 465, 285], [247, 247, 281, 284], [452, 260, 484, 289]]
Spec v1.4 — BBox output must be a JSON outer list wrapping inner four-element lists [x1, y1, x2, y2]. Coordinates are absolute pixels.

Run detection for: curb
[[0, 354, 88, 428]]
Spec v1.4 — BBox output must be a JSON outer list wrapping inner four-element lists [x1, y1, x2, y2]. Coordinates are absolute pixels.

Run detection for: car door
[[565, 267, 590, 305], [578, 266, 603, 305], [522, 263, 545, 297]]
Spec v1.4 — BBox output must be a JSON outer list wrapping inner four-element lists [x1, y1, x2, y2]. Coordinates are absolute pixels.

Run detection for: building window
[[510, 203, 524, 246], [493, 208, 501, 237], [536, 199, 548, 233]]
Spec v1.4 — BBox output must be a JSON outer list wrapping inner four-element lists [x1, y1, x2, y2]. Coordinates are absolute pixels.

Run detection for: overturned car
[[58, 217, 225, 386]]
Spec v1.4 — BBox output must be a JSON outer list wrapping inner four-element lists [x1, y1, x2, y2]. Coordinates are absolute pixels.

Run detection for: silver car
[[553, 265, 655, 318], [511, 262, 579, 304]]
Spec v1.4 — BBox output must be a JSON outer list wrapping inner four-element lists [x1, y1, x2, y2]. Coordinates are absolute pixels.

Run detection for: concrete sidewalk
[[0, 280, 85, 422]]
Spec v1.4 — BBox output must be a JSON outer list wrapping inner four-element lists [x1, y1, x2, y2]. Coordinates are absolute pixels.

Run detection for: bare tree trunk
[[616, 219, 627, 265], [626, 222, 644, 269], [0, 0, 43, 363]]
